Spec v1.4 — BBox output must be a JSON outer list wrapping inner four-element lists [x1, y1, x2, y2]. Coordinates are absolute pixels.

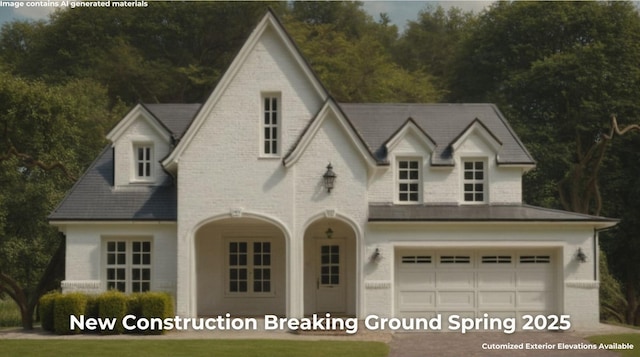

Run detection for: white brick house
[[50, 10, 617, 329]]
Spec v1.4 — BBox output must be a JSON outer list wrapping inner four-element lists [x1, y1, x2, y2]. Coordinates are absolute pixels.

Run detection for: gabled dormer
[[384, 118, 436, 204], [106, 104, 173, 187]]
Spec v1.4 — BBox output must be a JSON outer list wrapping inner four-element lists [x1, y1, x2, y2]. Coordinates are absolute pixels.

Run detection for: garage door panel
[[517, 270, 553, 289], [518, 291, 553, 309], [478, 271, 516, 288], [478, 291, 516, 308], [436, 271, 474, 288], [398, 291, 436, 309], [437, 291, 474, 309], [398, 271, 435, 289], [396, 249, 557, 322]]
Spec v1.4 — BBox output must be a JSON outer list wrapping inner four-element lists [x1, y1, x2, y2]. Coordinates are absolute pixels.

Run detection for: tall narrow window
[[228, 240, 272, 294], [262, 96, 279, 156], [135, 145, 152, 179], [106, 239, 152, 293], [463, 160, 486, 203], [397, 159, 420, 203]]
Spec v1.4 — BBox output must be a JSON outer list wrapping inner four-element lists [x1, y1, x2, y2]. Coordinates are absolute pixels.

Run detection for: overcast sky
[[0, 1, 494, 31]]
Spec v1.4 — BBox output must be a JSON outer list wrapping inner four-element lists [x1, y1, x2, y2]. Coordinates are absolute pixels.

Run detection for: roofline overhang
[[50, 220, 177, 226], [367, 219, 619, 229]]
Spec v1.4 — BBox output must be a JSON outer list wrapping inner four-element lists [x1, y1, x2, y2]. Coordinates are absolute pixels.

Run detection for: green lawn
[[0, 339, 389, 357], [587, 334, 640, 357]]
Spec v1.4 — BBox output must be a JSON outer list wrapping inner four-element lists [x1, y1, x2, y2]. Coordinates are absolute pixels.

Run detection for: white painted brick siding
[[113, 117, 172, 187]]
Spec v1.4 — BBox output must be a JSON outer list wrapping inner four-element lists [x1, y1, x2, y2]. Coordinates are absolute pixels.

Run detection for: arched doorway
[[195, 217, 286, 316], [303, 217, 357, 316]]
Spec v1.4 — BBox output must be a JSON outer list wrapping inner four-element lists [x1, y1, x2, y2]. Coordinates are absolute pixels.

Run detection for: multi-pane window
[[463, 160, 486, 203], [106, 239, 151, 293], [398, 159, 420, 202], [135, 145, 152, 179], [262, 96, 279, 156], [228, 240, 271, 294], [320, 245, 340, 285]]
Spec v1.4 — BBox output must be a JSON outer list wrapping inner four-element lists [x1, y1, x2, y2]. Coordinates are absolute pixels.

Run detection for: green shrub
[[53, 293, 87, 335], [84, 295, 99, 319], [97, 291, 128, 335], [38, 291, 60, 332], [139, 292, 174, 335]]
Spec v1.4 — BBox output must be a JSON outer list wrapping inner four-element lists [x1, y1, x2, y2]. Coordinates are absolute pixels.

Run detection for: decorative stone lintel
[[61, 280, 102, 293], [364, 280, 391, 289], [565, 280, 600, 289], [230, 207, 243, 218]]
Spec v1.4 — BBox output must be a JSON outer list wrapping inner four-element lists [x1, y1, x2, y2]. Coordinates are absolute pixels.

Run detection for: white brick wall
[[368, 130, 523, 204], [113, 116, 172, 187], [62, 223, 177, 296]]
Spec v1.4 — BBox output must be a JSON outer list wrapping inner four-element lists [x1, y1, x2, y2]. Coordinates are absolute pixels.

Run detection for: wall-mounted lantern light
[[323, 163, 336, 193], [371, 248, 381, 263], [576, 248, 587, 263], [325, 228, 334, 239]]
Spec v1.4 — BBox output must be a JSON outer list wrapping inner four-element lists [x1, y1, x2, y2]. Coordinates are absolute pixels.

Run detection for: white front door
[[315, 239, 346, 313]]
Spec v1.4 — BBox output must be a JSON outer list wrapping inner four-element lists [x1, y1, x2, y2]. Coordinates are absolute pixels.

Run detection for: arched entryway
[[195, 216, 286, 316], [303, 217, 357, 316]]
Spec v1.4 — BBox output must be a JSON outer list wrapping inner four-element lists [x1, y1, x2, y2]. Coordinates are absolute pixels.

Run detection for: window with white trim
[[397, 159, 421, 203], [463, 160, 486, 203], [228, 240, 272, 294], [134, 144, 153, 180], [262, 95, 280, 156], [105, 239, 152, 293]]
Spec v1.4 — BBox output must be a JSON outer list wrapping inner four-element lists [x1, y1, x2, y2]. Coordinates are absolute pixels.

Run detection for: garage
[[395, 249, 559, 321]]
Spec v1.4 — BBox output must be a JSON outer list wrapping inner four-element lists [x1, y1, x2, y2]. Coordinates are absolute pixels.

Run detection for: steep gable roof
[[162, 9, 330, 172], [341, 103, 535, 166], [142, 103, 201, 139], [49, 147, 177, 221], [283, 98, 378, 168]]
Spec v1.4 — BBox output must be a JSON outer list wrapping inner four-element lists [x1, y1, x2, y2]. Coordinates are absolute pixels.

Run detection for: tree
[[0, 72, 122, 328], [284, 2, 441, 102], [395, 5, 476, 93], [449, 1, 640, 324], [0, 2, 283, 104]]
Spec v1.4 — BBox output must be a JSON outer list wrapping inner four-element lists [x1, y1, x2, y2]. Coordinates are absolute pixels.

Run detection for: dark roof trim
[[448, 117, 503, 150], [382, 117, 437, 151]]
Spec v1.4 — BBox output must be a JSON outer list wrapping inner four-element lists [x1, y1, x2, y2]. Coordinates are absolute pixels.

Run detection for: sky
[[0, 1, 495, 32]]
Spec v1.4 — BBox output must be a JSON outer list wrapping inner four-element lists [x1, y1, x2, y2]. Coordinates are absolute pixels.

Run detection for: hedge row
[[39, 291, 173, 335]]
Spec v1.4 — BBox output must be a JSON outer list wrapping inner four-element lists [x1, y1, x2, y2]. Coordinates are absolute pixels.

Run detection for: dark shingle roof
[[368, 203, 618, 224], [143, 103, 201, 139], [48, 147, 177, 221], [340, 103, 535, 165]]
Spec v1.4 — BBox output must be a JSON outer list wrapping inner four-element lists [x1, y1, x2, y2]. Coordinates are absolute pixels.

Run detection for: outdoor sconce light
[[371, 248, 381, 263], [325, 228, 334, 239], [323, 163, 337, 193], [576, 248, 587, 263]]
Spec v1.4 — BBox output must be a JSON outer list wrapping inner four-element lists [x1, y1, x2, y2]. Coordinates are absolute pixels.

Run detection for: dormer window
[[463, 160, 486, 203], [134, 144, 154, 181], [261, 94, 280, 157], [397, 158, 421, 203]]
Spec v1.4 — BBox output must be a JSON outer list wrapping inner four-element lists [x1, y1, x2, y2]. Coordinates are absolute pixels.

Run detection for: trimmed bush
[[38, 291, 60, 332], [139, 292, 174, 335], [53, 293, 87, 335], [97, 290, 128, 335], [84, 295, 99, 319]]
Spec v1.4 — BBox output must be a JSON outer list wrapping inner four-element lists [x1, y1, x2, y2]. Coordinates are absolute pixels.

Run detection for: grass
[[0, 298, 22, 328], [587, 334, 640, 357], [0, 339, 388, 357]]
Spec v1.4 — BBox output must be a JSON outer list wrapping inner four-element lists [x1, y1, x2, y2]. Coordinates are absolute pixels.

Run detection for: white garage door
[[395, 249, 558, 320]]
